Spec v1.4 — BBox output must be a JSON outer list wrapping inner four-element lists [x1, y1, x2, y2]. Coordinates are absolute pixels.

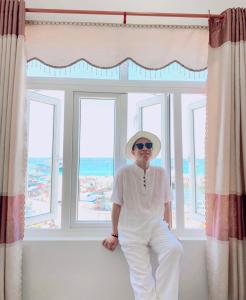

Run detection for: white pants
[[120, 222, 183, 300]]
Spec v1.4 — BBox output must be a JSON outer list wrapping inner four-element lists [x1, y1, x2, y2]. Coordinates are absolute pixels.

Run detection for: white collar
[[132, 163, 151, 176]]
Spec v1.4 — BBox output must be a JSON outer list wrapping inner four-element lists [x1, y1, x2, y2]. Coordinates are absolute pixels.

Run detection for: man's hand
[[102, 236, 118, 251]]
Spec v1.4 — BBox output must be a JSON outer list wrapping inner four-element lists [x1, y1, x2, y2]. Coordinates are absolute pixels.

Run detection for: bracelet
[[111, 233, 118, 238]]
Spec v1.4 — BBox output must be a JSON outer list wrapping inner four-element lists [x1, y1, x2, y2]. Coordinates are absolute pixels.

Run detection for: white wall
[[23, 240, 208, 300]]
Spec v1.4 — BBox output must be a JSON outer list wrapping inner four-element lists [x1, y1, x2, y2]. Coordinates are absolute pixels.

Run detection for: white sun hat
[[125, 131, 161, 161]]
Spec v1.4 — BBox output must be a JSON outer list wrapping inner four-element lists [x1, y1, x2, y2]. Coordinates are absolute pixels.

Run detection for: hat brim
[[125, 131, 161, 161]]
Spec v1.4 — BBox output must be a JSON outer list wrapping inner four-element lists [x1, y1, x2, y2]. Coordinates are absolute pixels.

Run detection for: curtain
[[206, 8, 246, 300], [0, 1, 26, 299], [25, 22, 208, 71]]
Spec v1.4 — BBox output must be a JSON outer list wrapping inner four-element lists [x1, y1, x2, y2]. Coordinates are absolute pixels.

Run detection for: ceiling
[[26, 0, 246, 25]]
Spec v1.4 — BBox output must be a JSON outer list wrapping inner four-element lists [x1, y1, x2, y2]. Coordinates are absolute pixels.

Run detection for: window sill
[[24, 228, 206, 242]]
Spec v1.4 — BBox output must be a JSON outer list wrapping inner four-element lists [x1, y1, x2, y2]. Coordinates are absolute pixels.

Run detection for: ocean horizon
[[28, 157, 205, 176]]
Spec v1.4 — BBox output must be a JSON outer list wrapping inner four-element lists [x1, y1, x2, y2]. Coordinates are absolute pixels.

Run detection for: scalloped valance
[[25, 22, 208, 70]]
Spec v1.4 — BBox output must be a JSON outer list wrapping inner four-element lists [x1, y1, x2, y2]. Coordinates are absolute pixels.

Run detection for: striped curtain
[[206, 8, 246, 300], [0, 1, 26, 300]]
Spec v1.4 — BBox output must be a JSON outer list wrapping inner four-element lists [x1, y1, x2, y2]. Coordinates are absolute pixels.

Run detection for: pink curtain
[[206, 8, 246, 300], [0, 1, 26, 299]]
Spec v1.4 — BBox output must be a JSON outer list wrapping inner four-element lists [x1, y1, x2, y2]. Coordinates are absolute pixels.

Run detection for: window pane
[[181, 94, 206, 229], [142, 104, 162, 165], [78, 98, 115, 221], [27, 101, 53, 217], [194, 107, 205, 215], [170, 96, 176, 228], [27, 59, 119, 80], [25, 90, 64, 229], [128, 61, 207, 81], [142, 104, 161, 134], [127, 93, 146, 140], [127, 93, 163, 166]]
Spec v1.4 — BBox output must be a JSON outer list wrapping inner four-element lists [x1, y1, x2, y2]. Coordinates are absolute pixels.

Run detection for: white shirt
[[111, 163, 172, 240]]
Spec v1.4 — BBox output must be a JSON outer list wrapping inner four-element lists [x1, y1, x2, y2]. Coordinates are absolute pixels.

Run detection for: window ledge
[[24, 236, 206, 242], [24, 229, 206, 242]]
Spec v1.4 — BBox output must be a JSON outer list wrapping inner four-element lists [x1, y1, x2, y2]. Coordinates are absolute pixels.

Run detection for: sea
[[28, 157, 205, 176]]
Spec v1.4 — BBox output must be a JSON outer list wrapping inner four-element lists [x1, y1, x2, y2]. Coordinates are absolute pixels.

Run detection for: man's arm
[[164, 201, 172, 229], [111, 203, 121, 236], [102, 203, 121, 251]]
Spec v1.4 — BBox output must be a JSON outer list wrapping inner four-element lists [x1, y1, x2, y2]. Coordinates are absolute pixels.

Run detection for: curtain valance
[[25, 23, 208, 70]]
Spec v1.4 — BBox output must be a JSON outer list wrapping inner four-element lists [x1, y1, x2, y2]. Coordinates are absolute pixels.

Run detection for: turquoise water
[[28, 157, 205, 176]]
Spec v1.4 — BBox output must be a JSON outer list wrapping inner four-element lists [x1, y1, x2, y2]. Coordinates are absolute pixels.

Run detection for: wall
[[23, 239, 208, 300]]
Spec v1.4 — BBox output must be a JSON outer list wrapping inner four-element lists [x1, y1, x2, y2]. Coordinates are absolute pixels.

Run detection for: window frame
[[25, 77, 206, 239], [70, 92, 127, 227], [25, 91, 62, 227], [189, 99, 206, 217], [171, 93, 207, 237]]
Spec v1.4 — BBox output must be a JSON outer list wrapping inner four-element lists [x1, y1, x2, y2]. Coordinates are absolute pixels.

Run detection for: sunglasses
[[134, 142, 153, 150]]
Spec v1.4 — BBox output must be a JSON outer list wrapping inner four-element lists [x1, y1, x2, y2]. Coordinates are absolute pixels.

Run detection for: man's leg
[[121, 241, 157, 300], [150, 222, 183, 300]]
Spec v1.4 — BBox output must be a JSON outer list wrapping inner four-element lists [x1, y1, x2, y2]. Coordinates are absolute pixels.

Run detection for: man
[[102, 131, 183, 300]]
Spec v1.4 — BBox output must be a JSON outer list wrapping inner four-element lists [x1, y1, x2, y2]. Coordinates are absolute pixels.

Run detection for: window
[[27, 59, 120, 80], [73, 94, 116, 222], [193, 105, 206, 217], [26, 90, 64, 229], [26, 59, 206, 237], [127, 93, 176, 227], [182, 96, 206, 227], [172, 94, 206, 233], [128, 61, 207, 81]]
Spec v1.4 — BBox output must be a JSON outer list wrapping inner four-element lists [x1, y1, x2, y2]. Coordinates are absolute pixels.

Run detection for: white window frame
[[189, 100, 206, 217], [70, 92, 127, 228], [25, 77, 206, 239], [26, 91, 62, 226]]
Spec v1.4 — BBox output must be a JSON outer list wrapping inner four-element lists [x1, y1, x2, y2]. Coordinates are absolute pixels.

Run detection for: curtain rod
[[25, 8, 221, 24]]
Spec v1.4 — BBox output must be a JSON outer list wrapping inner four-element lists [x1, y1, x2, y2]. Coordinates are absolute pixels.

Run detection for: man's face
[[131, 137, 153, 163]]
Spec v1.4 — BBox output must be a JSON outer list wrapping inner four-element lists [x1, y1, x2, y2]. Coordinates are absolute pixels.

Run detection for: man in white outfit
[[102, 131, 183, 300]]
